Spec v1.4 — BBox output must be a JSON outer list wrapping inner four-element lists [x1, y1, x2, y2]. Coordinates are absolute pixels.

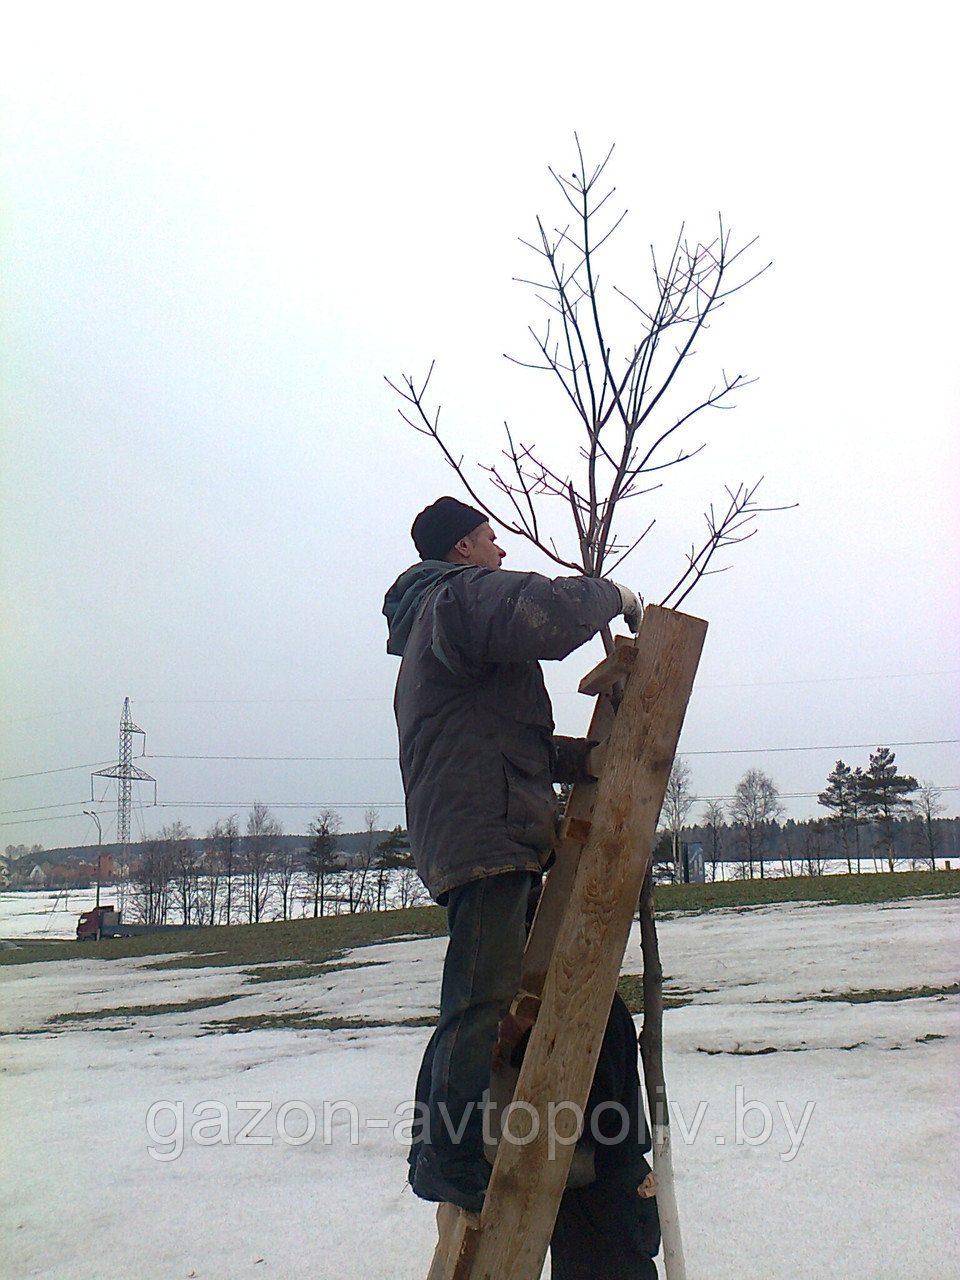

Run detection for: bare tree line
[[660, 749, 951, 880], [128, 805, 428, 927]]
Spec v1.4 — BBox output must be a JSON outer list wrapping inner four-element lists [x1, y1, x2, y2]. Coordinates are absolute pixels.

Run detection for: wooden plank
[[516, 679, 619, 1000], [427, 1206, 480, 1280], [431, 657, 622, 1276], [453, 605, 707, 1280], [561, 815, 592, 844], [576, 634, 638, 695]]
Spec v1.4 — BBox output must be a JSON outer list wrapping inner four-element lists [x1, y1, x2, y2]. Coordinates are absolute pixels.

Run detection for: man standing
[[383, 495, 646, 1203]]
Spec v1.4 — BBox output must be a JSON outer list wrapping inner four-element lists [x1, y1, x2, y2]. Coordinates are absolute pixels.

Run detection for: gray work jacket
[[383, 561, 621, 900]]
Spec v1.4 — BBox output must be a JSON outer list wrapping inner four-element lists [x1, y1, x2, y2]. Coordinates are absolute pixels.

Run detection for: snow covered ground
[[0, 889, 96, 942], [2, 895, 958, 1279]]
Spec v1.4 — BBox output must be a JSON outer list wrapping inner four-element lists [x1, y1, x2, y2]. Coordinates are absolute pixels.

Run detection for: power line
[[0, 762, 113, 783], [681, 739, 960, 757], [164, 789, 960, 804], [0, 812, 98, 828], [5, 786, 959, 831], [4, 740, 956, 790], [696, 670, 960, 690], [154, 801, 407, 810], [1, 801, 89, 816], [146, 754, 398, 763], [0, 803, 406, 829], [700, 788, 960, 801], [142, 738, 958, 763], [20, 784, 960, 815], [3, 669, 957, 726]]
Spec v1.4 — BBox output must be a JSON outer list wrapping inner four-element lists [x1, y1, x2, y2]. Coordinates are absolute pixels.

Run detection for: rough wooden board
[[429, 605, 707, 1280], [518, 679, 619, 999], [427, 1205, 480, 1280], [576, 635, 638, 695]]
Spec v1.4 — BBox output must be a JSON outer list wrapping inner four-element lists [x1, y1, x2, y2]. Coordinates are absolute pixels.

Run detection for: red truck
[[76, 905, 187, 941]]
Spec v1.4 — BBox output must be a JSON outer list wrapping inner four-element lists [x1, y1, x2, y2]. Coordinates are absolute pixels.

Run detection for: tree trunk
[[639, 866, 686, 1280]]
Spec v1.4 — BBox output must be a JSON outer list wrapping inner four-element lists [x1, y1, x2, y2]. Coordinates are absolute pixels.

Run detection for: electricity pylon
[[91, 698, 156, 852]]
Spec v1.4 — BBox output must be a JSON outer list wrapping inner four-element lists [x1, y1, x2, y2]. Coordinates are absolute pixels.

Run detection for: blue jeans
[[410, 868, 536, 1175]]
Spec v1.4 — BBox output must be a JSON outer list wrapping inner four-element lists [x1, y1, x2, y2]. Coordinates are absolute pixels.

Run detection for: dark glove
[[552, 736, 600, 784]]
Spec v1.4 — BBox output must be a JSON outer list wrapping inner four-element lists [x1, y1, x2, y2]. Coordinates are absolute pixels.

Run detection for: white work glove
[[613, 583, 643, 634]]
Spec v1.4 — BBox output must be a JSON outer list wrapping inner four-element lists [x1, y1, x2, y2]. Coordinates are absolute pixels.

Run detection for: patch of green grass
[[47, 994, 241, 1023], [616, 973, 698, 1015], [697, 1041, 870, 1055], [809, 982, 959, 1004], [238, 958, 389, 984], [240, 962, 330, 984], [0, 905, 447, 969], [654, 870, 960, 914], [698, 1044, 782, 1056], [3, 871, 955, 972], [200, 1012, 437, 1035]]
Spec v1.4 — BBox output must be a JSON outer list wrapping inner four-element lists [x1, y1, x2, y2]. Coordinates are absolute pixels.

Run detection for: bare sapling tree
[[199, 822, 224, 926], [729, 767, 784, 879], [346, 807, 380, 913], [388, 141, 791, 607], [167, 821, 198, 925], [275, 840, 300, 920], [132, 834, 173, 925], [700, 797, 726, 881], [662, 757, 696, 883], [244, 802, 281, 923], [802, 818, 829, 876], [778, 819, 801, 878], [388, 139, 793, 1278], [208, 815, 239, 925], [912, 781, 944, 871]]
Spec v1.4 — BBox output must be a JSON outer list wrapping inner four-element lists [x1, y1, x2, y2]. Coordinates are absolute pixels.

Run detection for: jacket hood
[[383, 560, 465, 656]]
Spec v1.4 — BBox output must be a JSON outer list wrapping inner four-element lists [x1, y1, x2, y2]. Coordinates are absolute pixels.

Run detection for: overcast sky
[[2, 1, 957, 854]]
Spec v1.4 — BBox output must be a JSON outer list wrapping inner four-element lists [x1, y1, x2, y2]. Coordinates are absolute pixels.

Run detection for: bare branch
[[659, 480, 797, 609], [384, 368, 584, 571], [602, 520, 656, 576], [387, 142, 789, 597]]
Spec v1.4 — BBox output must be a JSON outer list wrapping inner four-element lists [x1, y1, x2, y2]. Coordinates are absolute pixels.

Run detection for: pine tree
[[374, 826, 413, 910], [306, 810, 340, 918], [818, 760, 858, 873], [859, 748, 919, 871], [849, 767, 867, 870]]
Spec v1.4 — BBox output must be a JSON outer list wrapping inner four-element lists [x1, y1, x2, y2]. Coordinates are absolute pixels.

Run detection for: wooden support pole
[[516, 676, 619, 1002], [427, 605, 707, 1280]]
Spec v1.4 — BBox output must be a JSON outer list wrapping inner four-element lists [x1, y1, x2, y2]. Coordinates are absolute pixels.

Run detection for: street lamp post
[[83, 811, 103, 909]]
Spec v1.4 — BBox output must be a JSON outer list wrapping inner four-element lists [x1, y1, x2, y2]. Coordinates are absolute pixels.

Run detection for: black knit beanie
[[411, 497, 488, 561]]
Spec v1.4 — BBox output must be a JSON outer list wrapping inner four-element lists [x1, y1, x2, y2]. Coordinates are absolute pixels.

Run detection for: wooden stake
[[425, 605, 707, 1280]]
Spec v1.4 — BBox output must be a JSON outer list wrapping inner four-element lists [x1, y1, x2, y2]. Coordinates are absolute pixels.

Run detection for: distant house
[[77, 854, 114, 883]]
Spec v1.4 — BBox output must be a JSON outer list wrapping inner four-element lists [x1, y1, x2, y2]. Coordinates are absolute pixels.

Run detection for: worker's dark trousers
[[410, 870, 661, 1278], [409, 869, 535, 1176], [551, 1184, 660, 1280]]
